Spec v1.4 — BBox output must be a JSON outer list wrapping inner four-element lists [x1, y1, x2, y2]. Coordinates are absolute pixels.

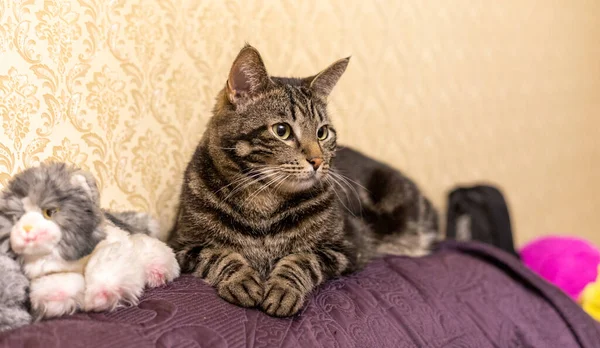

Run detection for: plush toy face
[[9, 198, 63, 256], [0, 163, 105, 261]]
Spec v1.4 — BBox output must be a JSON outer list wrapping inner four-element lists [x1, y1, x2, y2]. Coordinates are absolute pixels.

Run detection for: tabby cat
[[168, 45, 439, 317]]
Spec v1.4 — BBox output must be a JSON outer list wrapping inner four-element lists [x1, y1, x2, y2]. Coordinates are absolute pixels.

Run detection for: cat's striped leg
[[195, 248, 263, 308], [262, 248, 350, 317]]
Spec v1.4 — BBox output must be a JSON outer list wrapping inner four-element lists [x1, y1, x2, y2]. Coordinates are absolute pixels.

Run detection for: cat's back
[[333, 146, 404, 185], [334, 146, 381, 175]]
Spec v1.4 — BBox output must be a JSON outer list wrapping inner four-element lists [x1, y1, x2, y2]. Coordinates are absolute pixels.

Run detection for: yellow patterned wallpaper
[[1, 1, 599, 245]]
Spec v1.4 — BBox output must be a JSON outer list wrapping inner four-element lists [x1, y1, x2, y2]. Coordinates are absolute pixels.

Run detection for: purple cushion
[[1, 242, 598, 348]]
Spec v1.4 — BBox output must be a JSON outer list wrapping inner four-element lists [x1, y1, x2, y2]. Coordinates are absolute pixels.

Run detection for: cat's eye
[[42, 208, 59, 219], [272, 123, 292, 140], [317, 126, 329, 140]]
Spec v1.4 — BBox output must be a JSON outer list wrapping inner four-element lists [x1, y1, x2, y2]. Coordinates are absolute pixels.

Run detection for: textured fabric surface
[[1, 242, 598, 348], [1, 1, 600, 245]]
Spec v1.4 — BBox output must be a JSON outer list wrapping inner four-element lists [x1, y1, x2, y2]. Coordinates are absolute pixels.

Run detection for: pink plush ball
[[520, 236, 600, 299]]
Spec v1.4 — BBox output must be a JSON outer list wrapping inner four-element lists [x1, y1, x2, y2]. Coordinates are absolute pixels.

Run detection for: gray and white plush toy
[[1, 162, 178, 323], [0, 235, 31, 332]]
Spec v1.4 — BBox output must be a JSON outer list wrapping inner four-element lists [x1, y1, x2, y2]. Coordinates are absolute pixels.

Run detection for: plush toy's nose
[[22, 225, 33, 233]]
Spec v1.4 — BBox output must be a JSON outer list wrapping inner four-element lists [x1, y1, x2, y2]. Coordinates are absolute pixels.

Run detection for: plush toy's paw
[[84, 238, 146, 312], [29, 273, 85, 319], [84, 287, 123, 312], [130, 233, 180, 288], [145, 256, 180, 287], [216, 267, 263, 308], [261, 278, 306, 317], [146, 264, 167, 287], [145, 264, 169, 287], [84, 276, 144, 312], [84, 279, 145, 312]]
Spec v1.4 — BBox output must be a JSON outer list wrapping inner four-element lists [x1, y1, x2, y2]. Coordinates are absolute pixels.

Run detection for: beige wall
[[1, 1, 598, 245]]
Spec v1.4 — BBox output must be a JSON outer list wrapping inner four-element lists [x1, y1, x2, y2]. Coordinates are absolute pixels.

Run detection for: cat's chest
[[241, 235, 299, 274], [236, 193, 283, 219]]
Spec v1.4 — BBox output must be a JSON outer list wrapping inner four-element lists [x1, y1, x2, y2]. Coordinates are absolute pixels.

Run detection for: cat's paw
[[261, 278, 306, 317], [216, 267, 263, 308]]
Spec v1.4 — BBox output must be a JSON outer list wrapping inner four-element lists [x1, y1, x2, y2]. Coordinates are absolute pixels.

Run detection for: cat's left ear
[[70, 170, 100, 204], [308, 57, 350, 97], [226, 44, 272, 105]]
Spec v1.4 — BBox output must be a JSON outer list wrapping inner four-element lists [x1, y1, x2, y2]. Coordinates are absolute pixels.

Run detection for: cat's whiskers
[[272, 174, 291, 193], [243, 172, 289, 207], [329, 170, 364, 214], [222, 168, 279, 201], [216, 166, 273, 191], [227, 168, 277, 190], [325, 176, 356, 217], [226, 172, 280, 202], [216, 170, 264, 194], [330, 170, 370, 192], [216, 171, 269, 199]]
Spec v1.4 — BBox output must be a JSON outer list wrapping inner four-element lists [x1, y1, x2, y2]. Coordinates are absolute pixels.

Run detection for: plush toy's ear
[[70, 170, 100, 204]]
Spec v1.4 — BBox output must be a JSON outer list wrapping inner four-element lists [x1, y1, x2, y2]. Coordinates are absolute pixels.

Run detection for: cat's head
[[208, 44, 349, 193], [0, 163, 105, 261]]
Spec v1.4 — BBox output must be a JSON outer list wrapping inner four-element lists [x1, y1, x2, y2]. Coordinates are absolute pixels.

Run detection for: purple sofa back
[[2, 242, 598, 348]]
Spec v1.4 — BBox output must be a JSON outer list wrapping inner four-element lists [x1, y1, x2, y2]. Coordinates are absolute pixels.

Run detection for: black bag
[[446, 184, 519, 258]]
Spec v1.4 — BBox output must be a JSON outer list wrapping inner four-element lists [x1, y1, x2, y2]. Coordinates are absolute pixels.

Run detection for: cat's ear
[[226, 44, 271, 105], [308, 57, 350, 97], [70, 170, 100, 204]]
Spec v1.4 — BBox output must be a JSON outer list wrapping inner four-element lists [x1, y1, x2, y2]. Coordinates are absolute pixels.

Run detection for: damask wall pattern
[[1, 0, 599, 244]]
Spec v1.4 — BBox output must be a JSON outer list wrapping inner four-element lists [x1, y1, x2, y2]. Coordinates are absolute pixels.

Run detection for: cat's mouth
[[280, 177, 318, 192], [273, 170, 328, 193]]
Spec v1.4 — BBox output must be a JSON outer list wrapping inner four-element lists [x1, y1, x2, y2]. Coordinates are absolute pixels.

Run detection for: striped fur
[[169, 45, 439, 317]]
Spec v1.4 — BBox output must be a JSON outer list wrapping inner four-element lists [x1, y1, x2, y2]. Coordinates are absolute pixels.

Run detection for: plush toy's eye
[[42, 208, 59, 219], [317, 126, 329, 140], [272, 123, 292, 140]]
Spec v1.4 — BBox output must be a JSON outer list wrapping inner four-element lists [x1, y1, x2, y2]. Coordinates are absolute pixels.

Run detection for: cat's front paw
[[261, 278, 306, 317], [216, 267, 263, 308]]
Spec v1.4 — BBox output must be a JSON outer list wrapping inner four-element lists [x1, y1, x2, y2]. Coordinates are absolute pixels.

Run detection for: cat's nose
[[307, 157, 323, 170], [22, 225, 33, 233]]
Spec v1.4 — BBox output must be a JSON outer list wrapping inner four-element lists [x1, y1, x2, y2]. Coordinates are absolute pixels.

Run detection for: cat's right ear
[[226, 44, 271, 105]]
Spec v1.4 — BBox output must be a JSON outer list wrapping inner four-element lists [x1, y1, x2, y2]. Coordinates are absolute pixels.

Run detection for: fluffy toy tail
[[104, 211, 161, 239]]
